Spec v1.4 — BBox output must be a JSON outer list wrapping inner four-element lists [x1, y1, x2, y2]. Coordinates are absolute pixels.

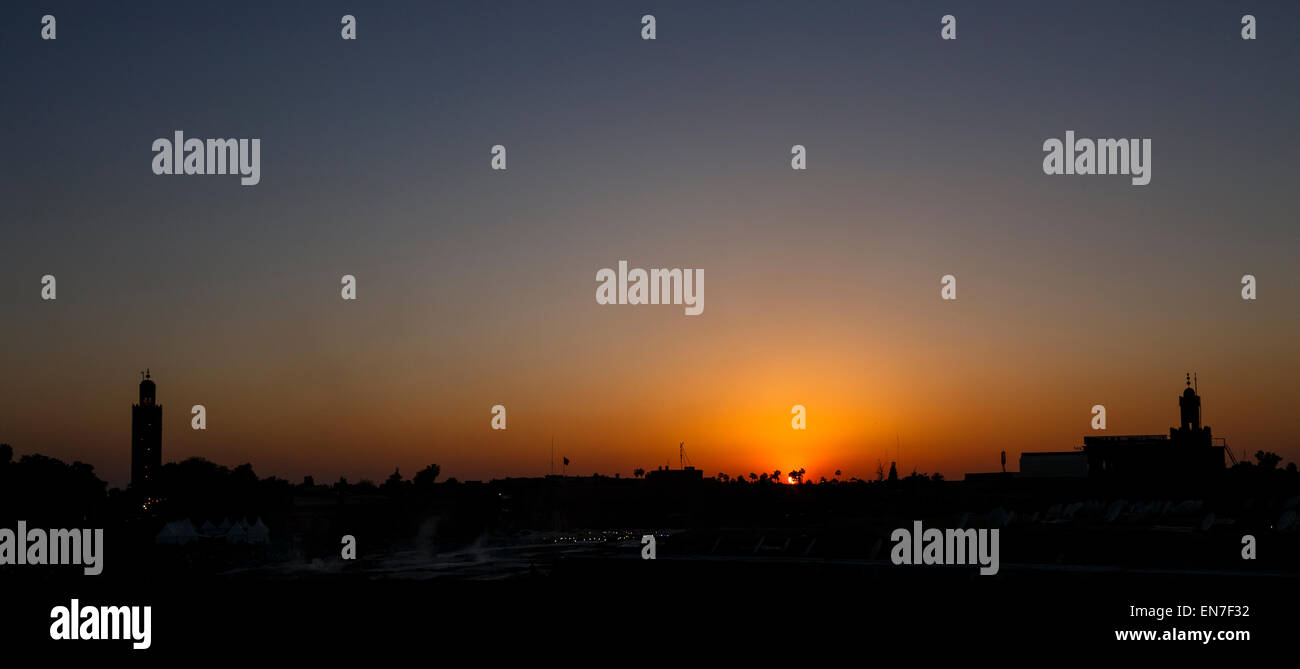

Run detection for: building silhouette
[[131, 370, 162, 489], [1006, 375, 1225, 482], [644, 464, 703, 484], [1081, 374, 1224, 481]]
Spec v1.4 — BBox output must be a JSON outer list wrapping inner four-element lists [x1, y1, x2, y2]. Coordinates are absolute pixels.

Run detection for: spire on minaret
[[139, 369, 157, 406]]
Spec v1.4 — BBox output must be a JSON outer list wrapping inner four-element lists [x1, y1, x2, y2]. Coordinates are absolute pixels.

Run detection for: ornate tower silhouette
[[1171, 372, 1211, 448], [131, 369, 162, 489]]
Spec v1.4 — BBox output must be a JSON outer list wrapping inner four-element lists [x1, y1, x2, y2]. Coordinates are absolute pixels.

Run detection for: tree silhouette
[[232, 463, 257, 486], [633, 468, 645, 478], [382, 467, 406, 493], [0, 451, 106, 524], [1255, 451, 1282, 470], [413, 464, 441, 488]]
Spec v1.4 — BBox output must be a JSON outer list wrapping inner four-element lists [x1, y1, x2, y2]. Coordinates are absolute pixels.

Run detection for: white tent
[[246, 517, 270, 545], [225, 521, 248, 544], [155, 519, 199, 545], [200, 520, 220, 536]]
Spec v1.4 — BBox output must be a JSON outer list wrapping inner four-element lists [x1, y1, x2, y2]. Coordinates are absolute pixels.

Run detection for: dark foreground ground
[[5, 462, 1298, 657], [3, 556, 1294, 658]]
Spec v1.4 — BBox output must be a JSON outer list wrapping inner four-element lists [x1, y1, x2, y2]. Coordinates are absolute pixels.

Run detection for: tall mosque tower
[[131, 369, 162, 489]]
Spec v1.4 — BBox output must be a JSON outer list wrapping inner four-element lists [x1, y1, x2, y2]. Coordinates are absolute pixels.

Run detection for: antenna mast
[[1197, 373, 1205, 426]]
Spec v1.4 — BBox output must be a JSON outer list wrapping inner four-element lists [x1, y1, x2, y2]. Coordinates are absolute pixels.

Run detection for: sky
[[2, 1, 1298, 488]]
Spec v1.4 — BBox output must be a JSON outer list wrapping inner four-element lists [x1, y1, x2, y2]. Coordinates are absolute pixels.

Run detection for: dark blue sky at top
[[5, 1, 1297, 198], [4, 1, 1295, 308]]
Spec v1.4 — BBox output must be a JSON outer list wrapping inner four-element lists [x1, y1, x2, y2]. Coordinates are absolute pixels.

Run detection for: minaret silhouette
[[131, 369, 162, 489], [1170, 372, 1212, 449]]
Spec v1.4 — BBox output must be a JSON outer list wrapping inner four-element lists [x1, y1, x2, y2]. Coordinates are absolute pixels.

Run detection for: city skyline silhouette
[[3, 367, 1289, 493]]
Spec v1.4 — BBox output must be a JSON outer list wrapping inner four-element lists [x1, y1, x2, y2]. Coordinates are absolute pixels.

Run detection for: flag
[[563, 457, 570, 466]]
